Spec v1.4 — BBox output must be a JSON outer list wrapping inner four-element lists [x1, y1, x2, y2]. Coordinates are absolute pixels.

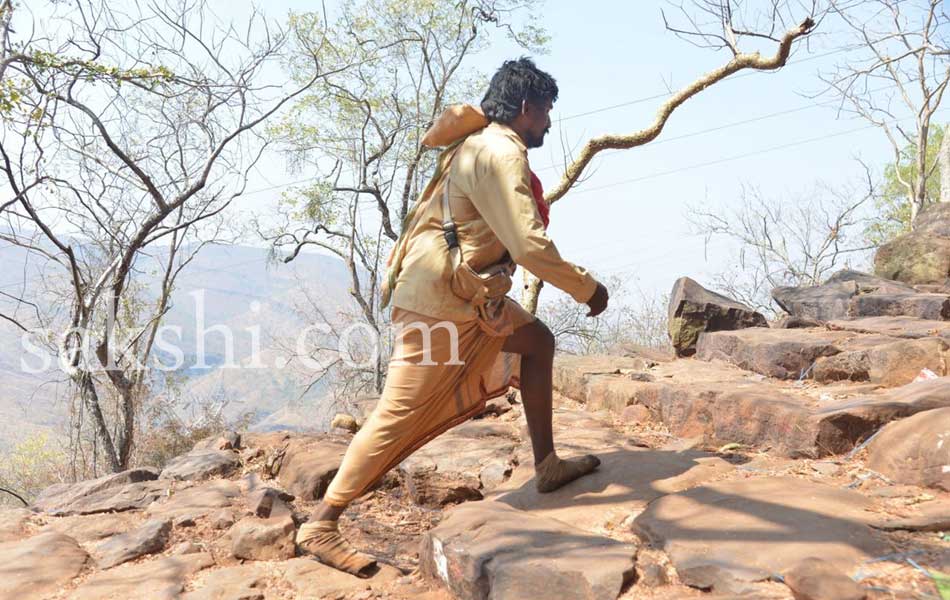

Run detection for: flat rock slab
[[873, 500, 950, 532], [815, 337, 949, 387], [632, 477, 889, 593], [773, 280, 858, 321], [867, 407, 950, 491], [421, 500, 636, 600], [696, 328, 854, 380], [277, 438, 348, 501], [93, 518, 171, 569], [160, 449, 240, 481], [71, 552, 215, 600], [828, 316, 950, 339], [816, 377, 950, 450], [0, 531, 89, 600], [553, 354, 659, 402], [557, 355, 950, 458], [282, 557, 401, 599], [181, 563, 274, 600], [850, 292, 950, 320], [147, 479, 241, 521], [33, 467, 159, 514], [490, 447, 733, 534], [0, 508, 31, 542], [43, 479, 175, 516], [40, 511, 140, 543]]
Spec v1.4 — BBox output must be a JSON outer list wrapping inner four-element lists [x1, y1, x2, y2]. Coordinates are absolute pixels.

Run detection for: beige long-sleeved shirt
[[389, 122, 597, 322]]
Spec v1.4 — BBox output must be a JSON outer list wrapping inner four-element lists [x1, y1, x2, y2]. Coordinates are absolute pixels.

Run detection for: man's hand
[[586, 282, 609, 317]]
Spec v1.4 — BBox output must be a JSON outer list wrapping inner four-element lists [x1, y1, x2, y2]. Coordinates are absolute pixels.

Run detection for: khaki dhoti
[[323, 300, 534, 507]]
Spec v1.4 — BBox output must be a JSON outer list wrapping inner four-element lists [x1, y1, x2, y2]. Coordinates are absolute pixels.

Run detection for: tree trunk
[[941, 125, 950, 203], [77, 374, 122, 472]]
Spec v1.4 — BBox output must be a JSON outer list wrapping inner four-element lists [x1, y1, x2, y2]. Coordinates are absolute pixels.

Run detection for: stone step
[[554, 355, 950, 458], [420, 500, 636, 600]]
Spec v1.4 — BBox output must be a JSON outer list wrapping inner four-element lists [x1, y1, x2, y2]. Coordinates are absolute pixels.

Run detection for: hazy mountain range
[[0, 242, 355, 451]]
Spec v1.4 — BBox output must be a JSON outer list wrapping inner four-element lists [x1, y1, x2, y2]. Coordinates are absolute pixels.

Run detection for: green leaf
[[929, 570, 950, 600]]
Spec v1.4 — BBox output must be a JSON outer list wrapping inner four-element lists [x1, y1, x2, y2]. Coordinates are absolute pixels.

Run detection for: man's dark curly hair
[[480, 58, 558, 124]]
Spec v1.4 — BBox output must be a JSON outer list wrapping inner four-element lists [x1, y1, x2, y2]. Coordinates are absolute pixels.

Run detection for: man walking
[[295, 58, 609, 576]]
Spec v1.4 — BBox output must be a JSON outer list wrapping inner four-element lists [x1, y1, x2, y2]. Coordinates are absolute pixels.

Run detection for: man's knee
[[533, 319, 555, 358]]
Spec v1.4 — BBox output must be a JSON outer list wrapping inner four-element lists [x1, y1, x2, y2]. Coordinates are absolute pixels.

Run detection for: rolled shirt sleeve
[[464, 148, 598, 304]]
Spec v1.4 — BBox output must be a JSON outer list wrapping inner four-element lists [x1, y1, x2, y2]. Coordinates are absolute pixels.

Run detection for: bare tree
[[0, 0, 348, 473], [261, 0, 546, 395], [821, 0, 949, 225], [689, 169, 877, 314], [521, 0, 820, 314], [539, 275, 671, 355]]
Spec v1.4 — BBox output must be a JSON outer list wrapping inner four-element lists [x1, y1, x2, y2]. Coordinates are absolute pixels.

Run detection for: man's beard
[[525, 128, 549, 149]]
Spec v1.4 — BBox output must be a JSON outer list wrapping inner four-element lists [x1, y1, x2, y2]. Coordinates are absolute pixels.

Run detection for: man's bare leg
[[502, 318, 600, 492]]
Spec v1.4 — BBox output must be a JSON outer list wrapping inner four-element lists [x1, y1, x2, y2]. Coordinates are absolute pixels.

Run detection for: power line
[[239, 45, 865, 200], [552, 44, 863, 123], [568, 121, 886, 196]]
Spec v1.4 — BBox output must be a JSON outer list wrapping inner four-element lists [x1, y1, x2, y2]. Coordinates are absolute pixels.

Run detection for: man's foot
[[534, 451, 601, 493], [295, 520, 377, 578]]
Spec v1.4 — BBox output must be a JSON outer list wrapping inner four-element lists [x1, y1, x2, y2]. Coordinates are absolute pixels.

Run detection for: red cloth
[[529, 170, 549, 229]]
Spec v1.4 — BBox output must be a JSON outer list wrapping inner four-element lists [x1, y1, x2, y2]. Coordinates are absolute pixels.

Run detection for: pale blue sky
[[25, 0, 942, 300], [225, 0, 940, 299]]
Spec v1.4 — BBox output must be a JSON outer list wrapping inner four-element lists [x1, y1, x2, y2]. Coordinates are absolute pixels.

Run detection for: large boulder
[[41, 479, 174, 516], [93, 518, 172, 569], [695, 327, 852, 380], [228, 514, 296, 561], [147, 479, 241, 522], [160, 449, 240, 481], [0, 532, 89, 600], [420, 501, 636, 600], [772, 280, 858, 321], [276, 437, 348, 501], [667, 277, 767, 357], [814, 337, 949, 387], [33, 467, 159, 514], [875, 202, 950, 284], [866, 407, 950, 491], [826, 269, 916, 294], [849, 292, 950, 320]]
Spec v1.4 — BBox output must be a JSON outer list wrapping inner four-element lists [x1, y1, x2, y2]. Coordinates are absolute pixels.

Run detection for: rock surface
[[782, 557, 867, 600], [667, 276, 768, 357], [773, 280, 858, 321], [32, 467, 159, 514], [71, 552, 214, 600], [160, 449, 240, 481], [696, 327, 852, 380], [229, 514, 296, 561], [0, 532, 89, 600], [276, 437, 348, 501], [866, 407, 950, 491], [875, 202, 950, 284], [632, 477, 888, 593], [421, 500, 636, 600], [93, 518, 172, 569]]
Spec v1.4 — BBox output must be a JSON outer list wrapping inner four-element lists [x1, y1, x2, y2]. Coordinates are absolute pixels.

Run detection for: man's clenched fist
[[586, 282, 609, 317]]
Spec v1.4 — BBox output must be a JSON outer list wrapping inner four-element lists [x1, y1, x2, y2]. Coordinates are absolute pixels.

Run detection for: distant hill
[[0, 242, 354, 450]]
